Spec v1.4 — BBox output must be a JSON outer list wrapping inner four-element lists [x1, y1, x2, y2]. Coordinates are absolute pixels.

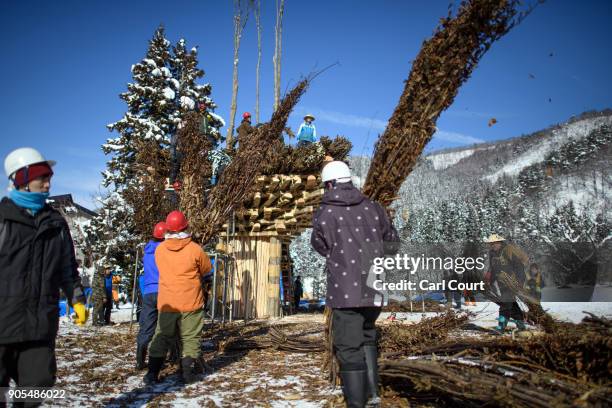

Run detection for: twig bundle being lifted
[[363, 0, 531, 206], [177, 112, 214, 239], [123, 138, 173, 240], [192, 79, 309, 243]]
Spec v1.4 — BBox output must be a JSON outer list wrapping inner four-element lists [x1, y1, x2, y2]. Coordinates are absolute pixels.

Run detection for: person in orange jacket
[[144, 210, 212, 385]]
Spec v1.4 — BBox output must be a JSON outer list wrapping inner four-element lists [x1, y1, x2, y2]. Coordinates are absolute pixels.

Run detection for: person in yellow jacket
[[144, 210, 212, 385]]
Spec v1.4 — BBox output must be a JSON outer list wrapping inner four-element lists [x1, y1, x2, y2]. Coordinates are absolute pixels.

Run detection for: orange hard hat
[[166, 210, 188, 232], [153, 222, 168, 239]]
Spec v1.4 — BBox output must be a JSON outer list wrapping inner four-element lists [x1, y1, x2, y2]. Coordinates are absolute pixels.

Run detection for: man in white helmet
[[311, 161, 399, 408], [0, 147, 87, 400]]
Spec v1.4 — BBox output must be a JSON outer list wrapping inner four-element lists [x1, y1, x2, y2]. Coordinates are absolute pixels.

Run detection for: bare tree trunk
[[273, 0, 285, 111], [227, 0, 250, 148], [255, 0, 262, 124]]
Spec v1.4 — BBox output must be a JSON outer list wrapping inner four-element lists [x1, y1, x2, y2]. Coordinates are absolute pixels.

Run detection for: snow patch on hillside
[[427, 148, 475, 170], [485, 116, 612, 183]]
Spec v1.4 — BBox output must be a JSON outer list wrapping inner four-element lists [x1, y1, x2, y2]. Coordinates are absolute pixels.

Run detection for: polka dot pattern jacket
[[310, 182, 400, 308]]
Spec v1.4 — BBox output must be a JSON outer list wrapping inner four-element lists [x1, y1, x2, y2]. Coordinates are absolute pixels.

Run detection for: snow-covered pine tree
[[95, 25, 225, 290]]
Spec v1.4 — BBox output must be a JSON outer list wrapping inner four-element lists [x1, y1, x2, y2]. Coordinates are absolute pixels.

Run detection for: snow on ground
[[45, 302, 610, 407]]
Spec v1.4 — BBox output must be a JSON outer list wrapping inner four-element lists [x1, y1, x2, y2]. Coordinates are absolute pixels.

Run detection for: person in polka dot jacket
[[311, 161, 400, 408]]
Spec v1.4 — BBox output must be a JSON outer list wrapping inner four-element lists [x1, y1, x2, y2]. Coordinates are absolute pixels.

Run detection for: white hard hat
[[322, 161, 351, 183], [484, 233, 506, 243], [4, 147, 56, 179]]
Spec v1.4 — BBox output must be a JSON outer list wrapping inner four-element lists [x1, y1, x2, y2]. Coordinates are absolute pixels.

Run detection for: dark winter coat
[[293, 279, 303, 299], [311, 182, 400, 308], [0, 197, 85, 344], [236, 119, 253, 145]]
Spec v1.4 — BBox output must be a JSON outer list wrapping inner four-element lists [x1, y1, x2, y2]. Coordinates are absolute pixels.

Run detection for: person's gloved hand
[[73, 302, 89, 325]]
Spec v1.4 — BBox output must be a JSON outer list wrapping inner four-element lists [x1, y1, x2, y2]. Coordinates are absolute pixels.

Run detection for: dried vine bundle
[[196, 79, 309, 243], [123, 138, 173, 240], [379, 356, 612, 407], [379, 311, 469, 357], [363, 0, 531, 206], [176, 112, 214, 240]]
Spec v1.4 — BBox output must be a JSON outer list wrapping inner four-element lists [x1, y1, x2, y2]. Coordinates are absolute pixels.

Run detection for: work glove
[[73, 302, 89, 326]]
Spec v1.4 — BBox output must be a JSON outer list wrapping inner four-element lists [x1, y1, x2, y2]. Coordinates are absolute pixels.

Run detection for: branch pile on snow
[[362, 0, 532, 206]]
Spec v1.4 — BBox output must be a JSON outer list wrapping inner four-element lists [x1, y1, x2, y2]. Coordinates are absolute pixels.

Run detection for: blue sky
[[1, 0, 611, 209]]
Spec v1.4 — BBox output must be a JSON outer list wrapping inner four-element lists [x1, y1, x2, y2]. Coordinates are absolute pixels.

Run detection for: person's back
[[145, 210, 212, 385], [310, 161, 399, 407], [155, 237, 211, 312], [142, 240, 162, 295]]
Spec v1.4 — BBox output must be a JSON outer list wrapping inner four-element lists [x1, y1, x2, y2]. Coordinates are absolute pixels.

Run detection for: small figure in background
[[296, 114, 317, 146], [112, 274, 121, 309], [235, 112, 253, 151], [293, 276, 303, 313]]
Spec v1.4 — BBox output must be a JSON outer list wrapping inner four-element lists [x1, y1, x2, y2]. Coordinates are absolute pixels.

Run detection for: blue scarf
[[9, 190, 49, 215]]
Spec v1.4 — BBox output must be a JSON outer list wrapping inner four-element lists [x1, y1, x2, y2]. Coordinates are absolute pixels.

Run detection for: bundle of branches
[[322, 307, 341, 386], [219, 336, 271, 352], [497, 271, 557, 332], [176, 112, 214, 239], [193, 79, 309, 243], [259, 136, 352, 175], [417, 313, 612, 384], [379, 311, 469, 357], [379, 356, 612, 407], [123, 138, 173, 240], [362, 0, 532, 206], [268, 326, 325, 352]]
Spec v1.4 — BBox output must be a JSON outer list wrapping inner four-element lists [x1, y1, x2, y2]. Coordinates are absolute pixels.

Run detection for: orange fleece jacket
[[154, 237, 212, 313]]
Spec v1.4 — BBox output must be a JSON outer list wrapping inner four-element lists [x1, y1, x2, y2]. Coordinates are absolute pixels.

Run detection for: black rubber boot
[[143, 357, 164, 385], [181, 357, 198, 384], [339, 370, 367, 408], [363, 346, 380, 407], [136, 344, 147, 370]]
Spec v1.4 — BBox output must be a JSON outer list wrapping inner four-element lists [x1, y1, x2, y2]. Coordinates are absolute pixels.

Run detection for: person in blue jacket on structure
[[296, 114, 317, 146], [135, 221, 167, 370]]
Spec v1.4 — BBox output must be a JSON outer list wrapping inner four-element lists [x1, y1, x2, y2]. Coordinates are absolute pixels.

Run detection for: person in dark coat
[[0, 147, 86, 399], [293, 276, 303, 312], [311, 161, 400, 408], [235, 112, 253, 151], [484, 234, 529, 332], [135, 221, 167, 370]]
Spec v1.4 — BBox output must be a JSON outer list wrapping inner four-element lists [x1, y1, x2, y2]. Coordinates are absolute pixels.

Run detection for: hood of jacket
[[163, 237, 192, 252], [144, 240, 161, 255], [321, 182, 364, 207]]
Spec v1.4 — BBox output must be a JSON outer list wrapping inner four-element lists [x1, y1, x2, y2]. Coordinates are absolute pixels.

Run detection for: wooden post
[[267, 236, 281, 317]]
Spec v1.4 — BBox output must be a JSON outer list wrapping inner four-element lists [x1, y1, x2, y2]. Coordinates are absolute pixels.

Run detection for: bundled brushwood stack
[[268, 326, 325, 352], [259, 135, 352, 175], [122, 138, 174, 240], [378, 356, 612, 407], [379, 311, 470, 357], [188, 79, 309, 243], [224, 173, 324, 236], [176, 112, 214, 238], [417, 313, 612, 385], [362, 0, 532, 206]]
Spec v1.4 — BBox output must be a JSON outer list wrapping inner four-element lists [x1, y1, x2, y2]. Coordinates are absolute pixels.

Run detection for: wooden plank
[[263, 192, 280, 207], [305, 175, 318, 190], [252, 192, 262, 208]]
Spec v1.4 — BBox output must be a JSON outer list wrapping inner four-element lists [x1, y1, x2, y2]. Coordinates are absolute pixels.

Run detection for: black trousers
[[499, 301, 524, 320], [137, 293, 159, 347], [332, 307, 381, 371], [0, 340, 56, 407]]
